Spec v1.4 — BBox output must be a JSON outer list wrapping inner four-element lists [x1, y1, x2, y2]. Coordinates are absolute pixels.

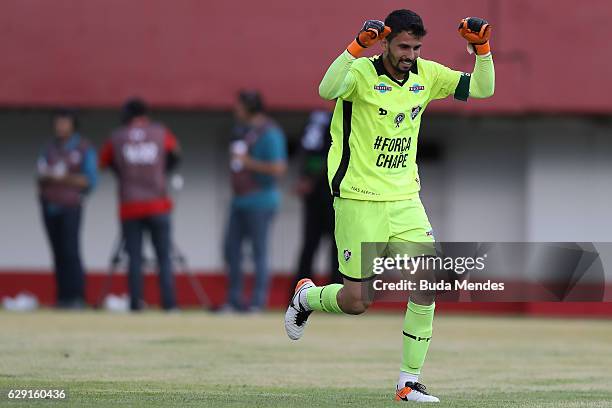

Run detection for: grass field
[[1, 310, 611, 407]]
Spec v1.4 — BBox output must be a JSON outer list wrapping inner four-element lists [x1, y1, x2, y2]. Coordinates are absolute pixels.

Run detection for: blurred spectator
[[222, 90, 287, 312], [99, 98, 180, 311], [37, 108, 97, 309], [290, 111, 341, 296]]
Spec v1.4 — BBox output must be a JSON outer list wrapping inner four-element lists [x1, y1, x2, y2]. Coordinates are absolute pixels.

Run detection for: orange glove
[[458, 17, 492, 55], [347, 20, 392, 58]]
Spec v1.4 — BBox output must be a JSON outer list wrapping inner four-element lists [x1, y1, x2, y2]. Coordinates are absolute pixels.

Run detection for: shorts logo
[[409, 83, 425, 93], [343, 249, 352, 262], [374, 83, 393, 93], [410, 105, 422, 120], [394, 113, 405, 127]]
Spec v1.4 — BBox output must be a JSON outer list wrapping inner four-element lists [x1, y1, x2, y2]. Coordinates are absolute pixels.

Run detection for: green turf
[[1, 310, 611, 407]]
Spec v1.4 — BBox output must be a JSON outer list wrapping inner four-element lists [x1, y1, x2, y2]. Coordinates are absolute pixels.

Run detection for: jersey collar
[[372, 55, 418, 87]]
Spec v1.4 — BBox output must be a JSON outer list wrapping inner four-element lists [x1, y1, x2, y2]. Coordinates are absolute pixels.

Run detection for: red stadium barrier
[[1, 270, 611, 317]]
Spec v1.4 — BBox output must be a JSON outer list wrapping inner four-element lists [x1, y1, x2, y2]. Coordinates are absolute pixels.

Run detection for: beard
[[386, 52, 414, 75]]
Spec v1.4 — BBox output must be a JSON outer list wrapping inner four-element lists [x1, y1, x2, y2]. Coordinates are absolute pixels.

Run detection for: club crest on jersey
[[343, 249, 352, 262], [394, 113, 405, 127], [374, 83, 392, 93], [409, 83, 425, 93], [410, 105, 422, 120]]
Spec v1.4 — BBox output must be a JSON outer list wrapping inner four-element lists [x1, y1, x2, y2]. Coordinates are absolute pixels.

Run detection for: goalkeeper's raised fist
[[458, 17, 492, 55], [347, 20, 392, 57]]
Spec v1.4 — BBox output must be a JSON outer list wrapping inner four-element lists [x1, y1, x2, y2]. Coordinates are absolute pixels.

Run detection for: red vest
[[110, 123, 171, 218], [230, 121, 273, 196]]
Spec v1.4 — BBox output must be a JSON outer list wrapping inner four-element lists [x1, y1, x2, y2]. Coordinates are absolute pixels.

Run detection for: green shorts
[[333, 196, 436, 281]]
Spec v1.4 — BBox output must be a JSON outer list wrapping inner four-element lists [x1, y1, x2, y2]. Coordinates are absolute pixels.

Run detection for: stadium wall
[[1, 0, 612, 113], [1, 110, 611, 272]]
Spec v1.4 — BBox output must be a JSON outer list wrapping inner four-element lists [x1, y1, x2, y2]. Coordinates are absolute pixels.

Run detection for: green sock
[[401, 300, 435, 375], [306, 284, 344, 314]]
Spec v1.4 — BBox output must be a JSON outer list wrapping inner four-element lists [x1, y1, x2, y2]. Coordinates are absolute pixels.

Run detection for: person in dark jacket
[[222, 90, 288, 312], [38, 108, 97, 309], [99, 98, 180, 311]]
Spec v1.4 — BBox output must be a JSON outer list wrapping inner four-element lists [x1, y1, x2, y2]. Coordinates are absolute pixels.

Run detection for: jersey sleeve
[[319, 51, 359, 101], [98, 140, 114, 169], [164, 130, 179, 152], [81, 147, 98, 193], [428, 61, 470, 102], [261, 129, 287, 162], [468, 53, 495, 99]]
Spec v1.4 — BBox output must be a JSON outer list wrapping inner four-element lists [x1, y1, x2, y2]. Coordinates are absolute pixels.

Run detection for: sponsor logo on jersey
[[343, 249, 352, 262], [122, 142, 159, 165], [374, 83, 393, 93], [350, 186, 379, 196], [379, 108, 388, 115], [408, 83, 425, 93], [373, 136, 412, 169], [394, 113, 405, 127], [410, 105, 422, 120]]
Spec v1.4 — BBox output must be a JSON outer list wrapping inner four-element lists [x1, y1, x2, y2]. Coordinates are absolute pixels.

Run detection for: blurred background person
[[290, 110, 341, 298], [37, 108, 97, 309], [99, 98, 180, 311], [222, 90, 288, 312]]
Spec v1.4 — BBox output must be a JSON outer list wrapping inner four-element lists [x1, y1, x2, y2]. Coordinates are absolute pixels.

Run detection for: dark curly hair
[[384, 9, 427, 41], [53, 107, 79, 131], [238, 90, 265, 114], [121, 97, 149, 124]]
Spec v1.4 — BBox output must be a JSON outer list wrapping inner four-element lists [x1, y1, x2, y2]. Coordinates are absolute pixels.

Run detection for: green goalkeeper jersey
[[326, 53, 473, 201]]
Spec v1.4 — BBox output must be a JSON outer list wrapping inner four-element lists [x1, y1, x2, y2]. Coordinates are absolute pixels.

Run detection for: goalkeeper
[[285, 9, 494, 403]]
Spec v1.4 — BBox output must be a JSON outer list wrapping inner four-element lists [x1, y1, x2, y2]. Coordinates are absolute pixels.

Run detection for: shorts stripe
[[339, 270, 376, 282]]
